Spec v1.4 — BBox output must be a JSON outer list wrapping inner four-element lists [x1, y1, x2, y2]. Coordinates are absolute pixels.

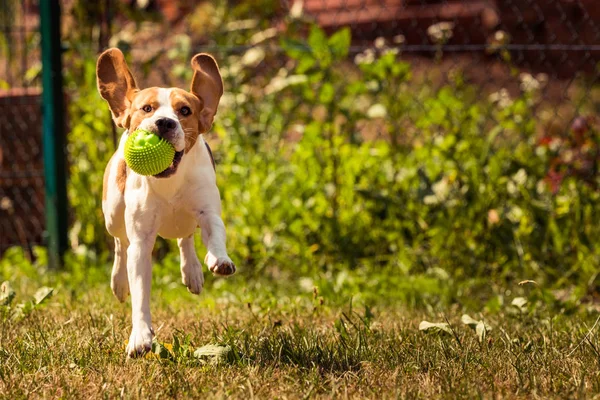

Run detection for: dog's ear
[[97, 48, 138, 128], [190, 53, 223, 133]]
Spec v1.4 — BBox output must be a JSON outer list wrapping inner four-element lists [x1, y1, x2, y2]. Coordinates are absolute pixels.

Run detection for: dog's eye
[[142, 105, 152, 113], [180, 106, 191, 116]]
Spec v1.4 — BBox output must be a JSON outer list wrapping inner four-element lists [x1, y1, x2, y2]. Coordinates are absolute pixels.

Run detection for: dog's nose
[[155, 117, 177, 134]]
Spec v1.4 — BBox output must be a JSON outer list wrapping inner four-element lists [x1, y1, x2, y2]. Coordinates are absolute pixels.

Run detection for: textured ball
[[124, 129, 175, 176]]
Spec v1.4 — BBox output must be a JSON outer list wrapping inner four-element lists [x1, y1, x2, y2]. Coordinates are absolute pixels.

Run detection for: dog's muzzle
[[149, 117, 184, 178], [155, 117, 180, 145]]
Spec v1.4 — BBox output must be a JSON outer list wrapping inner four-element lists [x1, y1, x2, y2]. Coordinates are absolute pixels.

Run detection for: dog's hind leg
[[111, 237, 130, 302], [178, 235, 204, 295]]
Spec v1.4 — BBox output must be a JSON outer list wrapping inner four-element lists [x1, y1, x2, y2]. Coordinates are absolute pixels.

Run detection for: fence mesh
[[0, 0, 599, 259], [0, 0, 42, 257]]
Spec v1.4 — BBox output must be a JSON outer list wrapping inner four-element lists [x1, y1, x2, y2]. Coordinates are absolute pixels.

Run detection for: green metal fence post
[[40, 0, 68, 268]]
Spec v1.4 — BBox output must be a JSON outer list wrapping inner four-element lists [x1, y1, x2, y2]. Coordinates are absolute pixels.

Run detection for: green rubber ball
[[124, 129, 175, 176]]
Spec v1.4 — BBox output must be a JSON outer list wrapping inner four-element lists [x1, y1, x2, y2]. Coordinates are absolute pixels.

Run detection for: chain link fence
[[0, 0, 599, 262], [0, 0, 42, 257]]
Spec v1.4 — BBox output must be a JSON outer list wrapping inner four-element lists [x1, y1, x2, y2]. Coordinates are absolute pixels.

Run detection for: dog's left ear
[[190, 53, 224, 133]]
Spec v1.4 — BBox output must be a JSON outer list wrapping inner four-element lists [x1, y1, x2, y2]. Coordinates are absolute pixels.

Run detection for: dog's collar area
[[154, 150, 184, 178]]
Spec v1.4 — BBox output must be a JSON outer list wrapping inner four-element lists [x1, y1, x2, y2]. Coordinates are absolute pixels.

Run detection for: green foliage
[[3, 8, 600, 395], [0, 280, 53, 322], [25, 17, 600, 301], [215, 23, 600, 297], [64, 45, 116, 254], [1, 270, 599, 398]]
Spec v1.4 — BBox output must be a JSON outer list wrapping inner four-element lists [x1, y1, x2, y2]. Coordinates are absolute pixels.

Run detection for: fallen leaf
[[461, 314, 479, 328], [193, 344, 232, 363], [511, 297, 528, 312], [419, 321, 452, 335], [461, 314, 492, 331], [476, 321, 488, 343], [0, 281, 15, 306], [461, 314, 492, 342], [33, 287, 53, 305]]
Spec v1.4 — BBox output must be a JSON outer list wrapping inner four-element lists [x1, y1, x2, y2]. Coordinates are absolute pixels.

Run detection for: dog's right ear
[[96, 48, 138, 128]]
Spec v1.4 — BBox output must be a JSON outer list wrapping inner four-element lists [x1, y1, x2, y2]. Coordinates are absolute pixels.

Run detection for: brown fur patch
[[190, 54, 223, 134], [169, 89, 203, 153], [102, 156, 127, 201], [117, 158, 127, 194], [102, 155, 114, 201], [127, 87, 160, 133], [96, 48, 138, 128]]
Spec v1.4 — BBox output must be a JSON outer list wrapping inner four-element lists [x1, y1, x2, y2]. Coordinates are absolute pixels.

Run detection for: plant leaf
[[461, 314, 479, 328], [319, 82, 335, 104], [511, 297, 527, 312], [476, 321, 487, 343], [419, 320, 452, 335], [0, 281, 15, 306], [308, 25, 328, 55], [461, 314, 491, 330], [296, 56, 316, 74], [193, 344, 232, 363], [172, 335, 181, 356], [33, 287, 54, 305], [151, 341, 174, 360], [308, 25, 331, 66], [328, 27, 351, 59], [280, 38, 312, 60]]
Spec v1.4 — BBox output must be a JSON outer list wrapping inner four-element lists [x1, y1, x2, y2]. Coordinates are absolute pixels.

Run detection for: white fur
[[136, 88, 186, 152], [102, 92, 235, 358]]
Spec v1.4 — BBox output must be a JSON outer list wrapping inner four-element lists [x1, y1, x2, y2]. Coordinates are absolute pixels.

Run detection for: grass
[[1, 252, 600, 399]]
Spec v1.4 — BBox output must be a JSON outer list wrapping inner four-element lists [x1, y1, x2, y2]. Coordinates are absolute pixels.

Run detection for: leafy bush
[[215, 24, 600, 294], [44, 15, 600, 300], [65, 47, 115, 255]]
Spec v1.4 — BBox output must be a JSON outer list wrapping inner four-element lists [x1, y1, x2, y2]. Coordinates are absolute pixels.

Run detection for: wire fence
[[0, 0, 42, 257], [0, 0, 599, 258]]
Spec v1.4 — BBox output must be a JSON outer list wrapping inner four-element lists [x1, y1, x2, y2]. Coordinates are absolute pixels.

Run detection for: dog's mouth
[[153, 150, 184, 179]]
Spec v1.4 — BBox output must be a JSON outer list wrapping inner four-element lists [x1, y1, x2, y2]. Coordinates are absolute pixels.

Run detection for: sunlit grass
[[1, 256, 599, 398]]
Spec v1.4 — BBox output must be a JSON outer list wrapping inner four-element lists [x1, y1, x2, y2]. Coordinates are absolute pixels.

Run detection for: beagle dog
[[97, 48, 235, 357]]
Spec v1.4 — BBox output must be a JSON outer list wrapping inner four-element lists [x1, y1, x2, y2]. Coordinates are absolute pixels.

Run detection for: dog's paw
[[126, 325, 154, 358], [111, 270, 129, 302], [181, 259, 204, 295], [205, 252, 236, 276]]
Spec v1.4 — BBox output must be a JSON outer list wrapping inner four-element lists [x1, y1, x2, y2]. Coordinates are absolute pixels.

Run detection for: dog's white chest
[[157, 207, 197, 239]]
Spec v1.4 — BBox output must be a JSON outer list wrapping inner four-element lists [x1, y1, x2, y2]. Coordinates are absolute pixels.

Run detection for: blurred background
[[0, 0, 599, 306]]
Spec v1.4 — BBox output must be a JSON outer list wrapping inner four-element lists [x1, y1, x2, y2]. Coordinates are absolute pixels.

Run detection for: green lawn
[[1, 251, 599, 399]]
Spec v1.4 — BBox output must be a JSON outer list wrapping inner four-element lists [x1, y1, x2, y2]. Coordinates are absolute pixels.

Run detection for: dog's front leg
[[197, 210, 236, 276], [178, 235, 204, 294], [124, 206, 159, 357]]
